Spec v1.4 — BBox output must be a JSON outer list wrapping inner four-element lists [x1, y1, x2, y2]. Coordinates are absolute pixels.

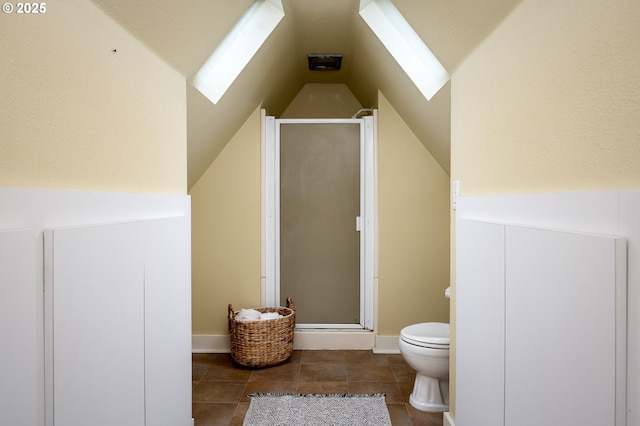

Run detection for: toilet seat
[[400, 322, 450, 349]]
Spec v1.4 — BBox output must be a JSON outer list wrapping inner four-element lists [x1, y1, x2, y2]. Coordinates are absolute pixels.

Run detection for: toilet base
[[409, 373, 449, 412], [409, 394, 449, 412]]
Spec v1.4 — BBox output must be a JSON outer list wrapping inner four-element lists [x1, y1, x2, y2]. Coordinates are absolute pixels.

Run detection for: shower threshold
[[293, 328, 375, 350]]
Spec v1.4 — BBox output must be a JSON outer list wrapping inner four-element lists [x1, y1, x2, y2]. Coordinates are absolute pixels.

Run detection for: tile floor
[[192, 350, 445, 426]]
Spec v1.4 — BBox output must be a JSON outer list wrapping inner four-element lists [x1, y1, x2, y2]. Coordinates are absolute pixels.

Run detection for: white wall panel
[[0, 187, 189, 231], [0, 229, 40, 426], [505, 226, 626, 426], [456, 191, 620, 236], [618, 191, 640, 424], [143, 217, 192, 426], [455, 219, 505, 426], [0, 187, 191, 426], [45, 223, 146, 426], [44, 217, 193, 426], [457, 190, 632, 426]]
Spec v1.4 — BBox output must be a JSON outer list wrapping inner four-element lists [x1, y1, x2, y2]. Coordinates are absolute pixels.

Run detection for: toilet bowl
[[399, 322, 450, 412]]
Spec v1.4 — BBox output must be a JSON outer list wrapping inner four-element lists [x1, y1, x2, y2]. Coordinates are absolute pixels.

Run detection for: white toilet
[[399, 322, 450, 411], [398, 287, 451, 412]]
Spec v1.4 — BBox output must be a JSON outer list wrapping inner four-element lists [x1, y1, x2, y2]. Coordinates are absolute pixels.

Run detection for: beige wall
[[281, 84, 366, 325], [190, 107, 262, 335], [190, 84, 451, 336], [280, 83, 364, 119], [0, 0, 187, 193], [450, 0, 640, 416], [452, 0, 640, 196], [377, 93, 450, 335]]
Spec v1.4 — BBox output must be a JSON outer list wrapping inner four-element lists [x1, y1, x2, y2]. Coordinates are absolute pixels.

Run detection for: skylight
[[359, 0, 449, 101], [192, 0, 284, 104]]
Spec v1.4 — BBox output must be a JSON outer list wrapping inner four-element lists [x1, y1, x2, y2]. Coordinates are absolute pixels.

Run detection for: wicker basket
[[228, 297, 296, 368]]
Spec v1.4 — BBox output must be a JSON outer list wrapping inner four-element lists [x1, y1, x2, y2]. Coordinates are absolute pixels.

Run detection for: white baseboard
[[192, 331, 383, 352], [192, 335, 230, 353], [444, 411, 454, 426], [372, 335, 400, 354]]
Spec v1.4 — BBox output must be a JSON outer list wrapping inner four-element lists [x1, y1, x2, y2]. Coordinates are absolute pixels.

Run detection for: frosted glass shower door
[[279, 122, 361, 326]]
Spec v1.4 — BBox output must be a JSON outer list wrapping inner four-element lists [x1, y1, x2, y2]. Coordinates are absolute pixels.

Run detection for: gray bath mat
[[243, 393, 392, 426]]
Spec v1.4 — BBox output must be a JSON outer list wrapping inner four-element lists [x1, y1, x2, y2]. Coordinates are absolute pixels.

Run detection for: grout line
[[295, 353, 302, 393]]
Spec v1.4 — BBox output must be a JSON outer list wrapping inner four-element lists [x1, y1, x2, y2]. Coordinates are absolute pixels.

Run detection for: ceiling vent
[[308, 54, 342, 71]]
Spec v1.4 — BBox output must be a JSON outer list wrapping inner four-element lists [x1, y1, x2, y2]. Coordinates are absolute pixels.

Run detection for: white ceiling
[[90, 0, 522, 188]]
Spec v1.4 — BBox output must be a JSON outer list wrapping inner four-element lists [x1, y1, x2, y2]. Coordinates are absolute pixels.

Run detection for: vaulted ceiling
[[90, 0, 522, 188]]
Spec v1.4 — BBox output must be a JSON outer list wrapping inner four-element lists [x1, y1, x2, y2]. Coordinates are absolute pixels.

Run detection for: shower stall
[[263, 111, 376, 330]]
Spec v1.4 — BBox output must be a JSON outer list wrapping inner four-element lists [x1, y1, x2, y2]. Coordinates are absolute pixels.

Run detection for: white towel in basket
[[236, 308, 283, 322]]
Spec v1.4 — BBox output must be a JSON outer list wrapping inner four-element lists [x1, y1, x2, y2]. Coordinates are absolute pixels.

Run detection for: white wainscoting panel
[[505, 226, 626, 426], [0, 229, 40, 426], [143, 217, 192, 426], [456, 219, 506, 426], [618, 191, 640, 426], [44, 217, 192, 426], [0, 187, 191, 426], [45, 222, 147, 426], [457, 190, 634, 426]]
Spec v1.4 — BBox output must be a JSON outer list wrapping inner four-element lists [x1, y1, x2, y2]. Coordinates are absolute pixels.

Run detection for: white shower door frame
[[262, 112, 376, 330]]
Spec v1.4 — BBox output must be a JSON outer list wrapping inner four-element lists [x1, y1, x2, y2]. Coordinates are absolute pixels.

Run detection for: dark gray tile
[[386, 403, 413, 426], [297, 381, 349, 394], [193, 353, 232, 364], [248, 361, 300, 382], [345, 350, 389, 365], [348, 381, 403, 403], [301, 350, 348, 364], [202, 361, 252, 382], [347, 363, 395, 382], [192, 381, 247, 403], [397, 381, 415, 403], [387, 353, 407, 364], [391, 362, 416, 382], [192, 402, 237, 426], [288, 350, 303, 363], [192, 362, 210, 381], [230, 402, 249, 426], [406, 404, 445, 426], [299, 363, 347, 382]]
